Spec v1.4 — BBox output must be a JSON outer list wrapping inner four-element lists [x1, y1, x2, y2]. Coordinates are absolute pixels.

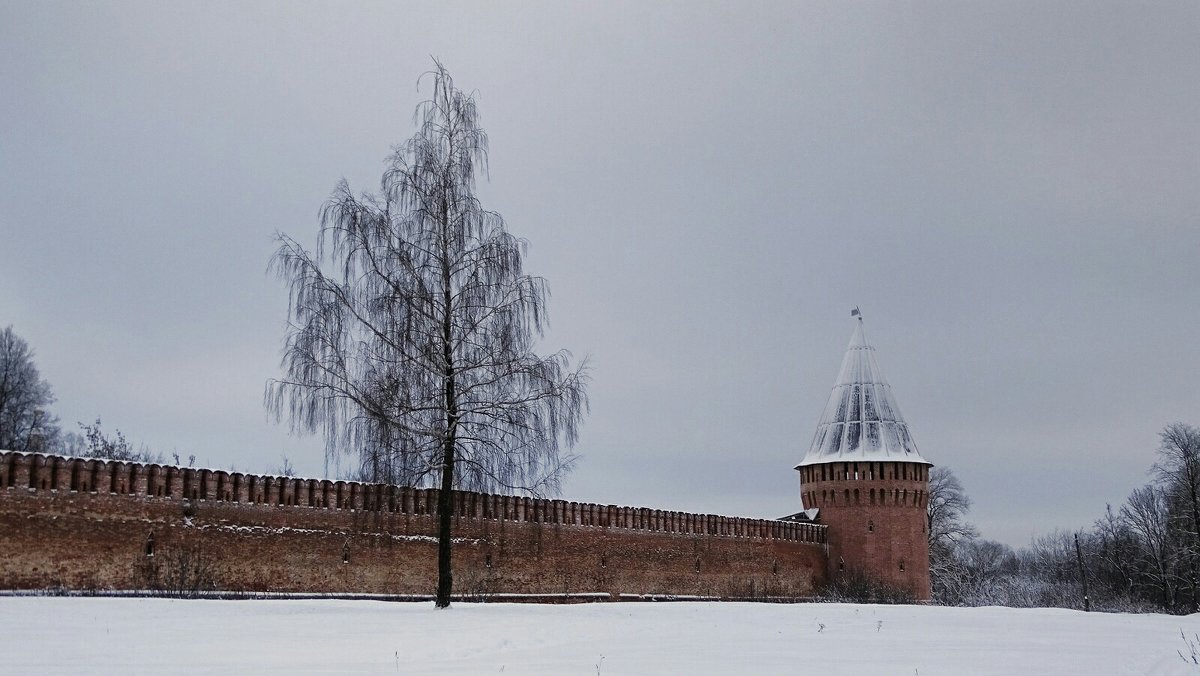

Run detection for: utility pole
[[1074, 532, 1090, 612]]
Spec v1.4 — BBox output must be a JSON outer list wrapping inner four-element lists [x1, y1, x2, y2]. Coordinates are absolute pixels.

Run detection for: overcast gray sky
[[2, 1, 1197, 546]]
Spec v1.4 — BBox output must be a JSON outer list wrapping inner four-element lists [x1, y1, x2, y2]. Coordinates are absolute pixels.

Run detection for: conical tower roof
[[797, 316, 930, 467]]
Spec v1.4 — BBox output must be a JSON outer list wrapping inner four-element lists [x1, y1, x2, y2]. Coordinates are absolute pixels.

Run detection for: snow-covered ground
[[2, 597, 1197, 674]]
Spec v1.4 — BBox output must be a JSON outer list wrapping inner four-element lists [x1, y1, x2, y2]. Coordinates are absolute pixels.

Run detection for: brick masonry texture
[[799, 461, 932, 598], [0, 452, 828, 598]]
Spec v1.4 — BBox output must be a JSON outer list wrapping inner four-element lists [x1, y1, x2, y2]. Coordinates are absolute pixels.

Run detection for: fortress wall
[[0, 452, 827, 598]]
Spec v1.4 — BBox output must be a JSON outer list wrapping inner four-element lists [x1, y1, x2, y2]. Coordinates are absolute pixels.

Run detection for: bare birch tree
[[266, 62, 589, 608]]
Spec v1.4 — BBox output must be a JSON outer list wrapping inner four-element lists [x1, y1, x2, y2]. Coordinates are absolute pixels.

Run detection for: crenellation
[[28, 454, 44, 490], [53, 457, 70, 492]]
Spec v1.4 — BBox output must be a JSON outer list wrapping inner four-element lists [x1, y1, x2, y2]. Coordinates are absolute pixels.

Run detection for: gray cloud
[[1, 1, 1197, 545]]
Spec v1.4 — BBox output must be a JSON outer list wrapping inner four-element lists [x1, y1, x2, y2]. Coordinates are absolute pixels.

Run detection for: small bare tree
[[1122, 485, 1180, 608], [926, 466, 979, 603], [1154, 422, 1200, 612], [0, 326, 60, 452], [267, 61, 588, 608], [927, 466, 978, 551]]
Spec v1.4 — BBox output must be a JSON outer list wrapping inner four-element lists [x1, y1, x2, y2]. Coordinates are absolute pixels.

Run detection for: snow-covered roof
[[797, 316, 931, 468]]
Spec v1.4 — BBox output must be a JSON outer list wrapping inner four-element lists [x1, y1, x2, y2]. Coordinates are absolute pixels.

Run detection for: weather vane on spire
[[851, 306, 861, 320]]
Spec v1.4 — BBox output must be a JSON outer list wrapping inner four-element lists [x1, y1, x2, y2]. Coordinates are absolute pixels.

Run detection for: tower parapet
[[797, 314, 931, 599]]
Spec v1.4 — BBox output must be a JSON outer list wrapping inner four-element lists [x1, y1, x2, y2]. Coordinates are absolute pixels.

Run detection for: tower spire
[[797, 314, 929, 467]]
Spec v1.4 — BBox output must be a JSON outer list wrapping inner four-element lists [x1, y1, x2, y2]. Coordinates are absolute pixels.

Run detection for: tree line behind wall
[[929, 423, 1200, 614]]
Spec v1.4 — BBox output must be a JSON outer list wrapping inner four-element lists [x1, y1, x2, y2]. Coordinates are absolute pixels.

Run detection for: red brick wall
[[0, 452, 827, 598], [800, 460, 931, 599]]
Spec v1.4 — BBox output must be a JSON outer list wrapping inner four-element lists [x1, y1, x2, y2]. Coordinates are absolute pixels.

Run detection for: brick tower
[[797, 312, 932, 599]]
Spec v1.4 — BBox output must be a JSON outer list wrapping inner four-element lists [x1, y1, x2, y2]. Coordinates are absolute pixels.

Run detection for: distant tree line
[[929, 423, 1200, 614]]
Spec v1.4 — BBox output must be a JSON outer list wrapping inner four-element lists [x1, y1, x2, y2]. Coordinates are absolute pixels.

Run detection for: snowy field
[[2, 597, 1198, 675]]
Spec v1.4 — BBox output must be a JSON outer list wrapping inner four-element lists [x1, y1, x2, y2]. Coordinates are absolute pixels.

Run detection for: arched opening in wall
[[694, 557, 701, 573], [838, 557, 845, 572], [772, 559, 778, 575], [854, 489, 859, 504], [868, 520, 874, 532], [843, 489, 850, 504], [342, 542, 350, 565], [145, 533, 155, 558], [899, 560, 905, 572], [69, 461, 79, 492], [600, 553, 607, 568], [869, 489, 875, 504], [485, 553, 493, 569]]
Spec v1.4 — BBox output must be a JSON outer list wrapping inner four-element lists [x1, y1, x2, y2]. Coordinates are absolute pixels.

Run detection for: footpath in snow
[[1, 597, 1198, 674]]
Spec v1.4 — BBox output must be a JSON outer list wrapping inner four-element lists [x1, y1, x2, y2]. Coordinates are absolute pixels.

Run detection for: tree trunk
[[1188, 471, 1200, 613], [435, 430, 455, 608], [435, 236, 457, 610]]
